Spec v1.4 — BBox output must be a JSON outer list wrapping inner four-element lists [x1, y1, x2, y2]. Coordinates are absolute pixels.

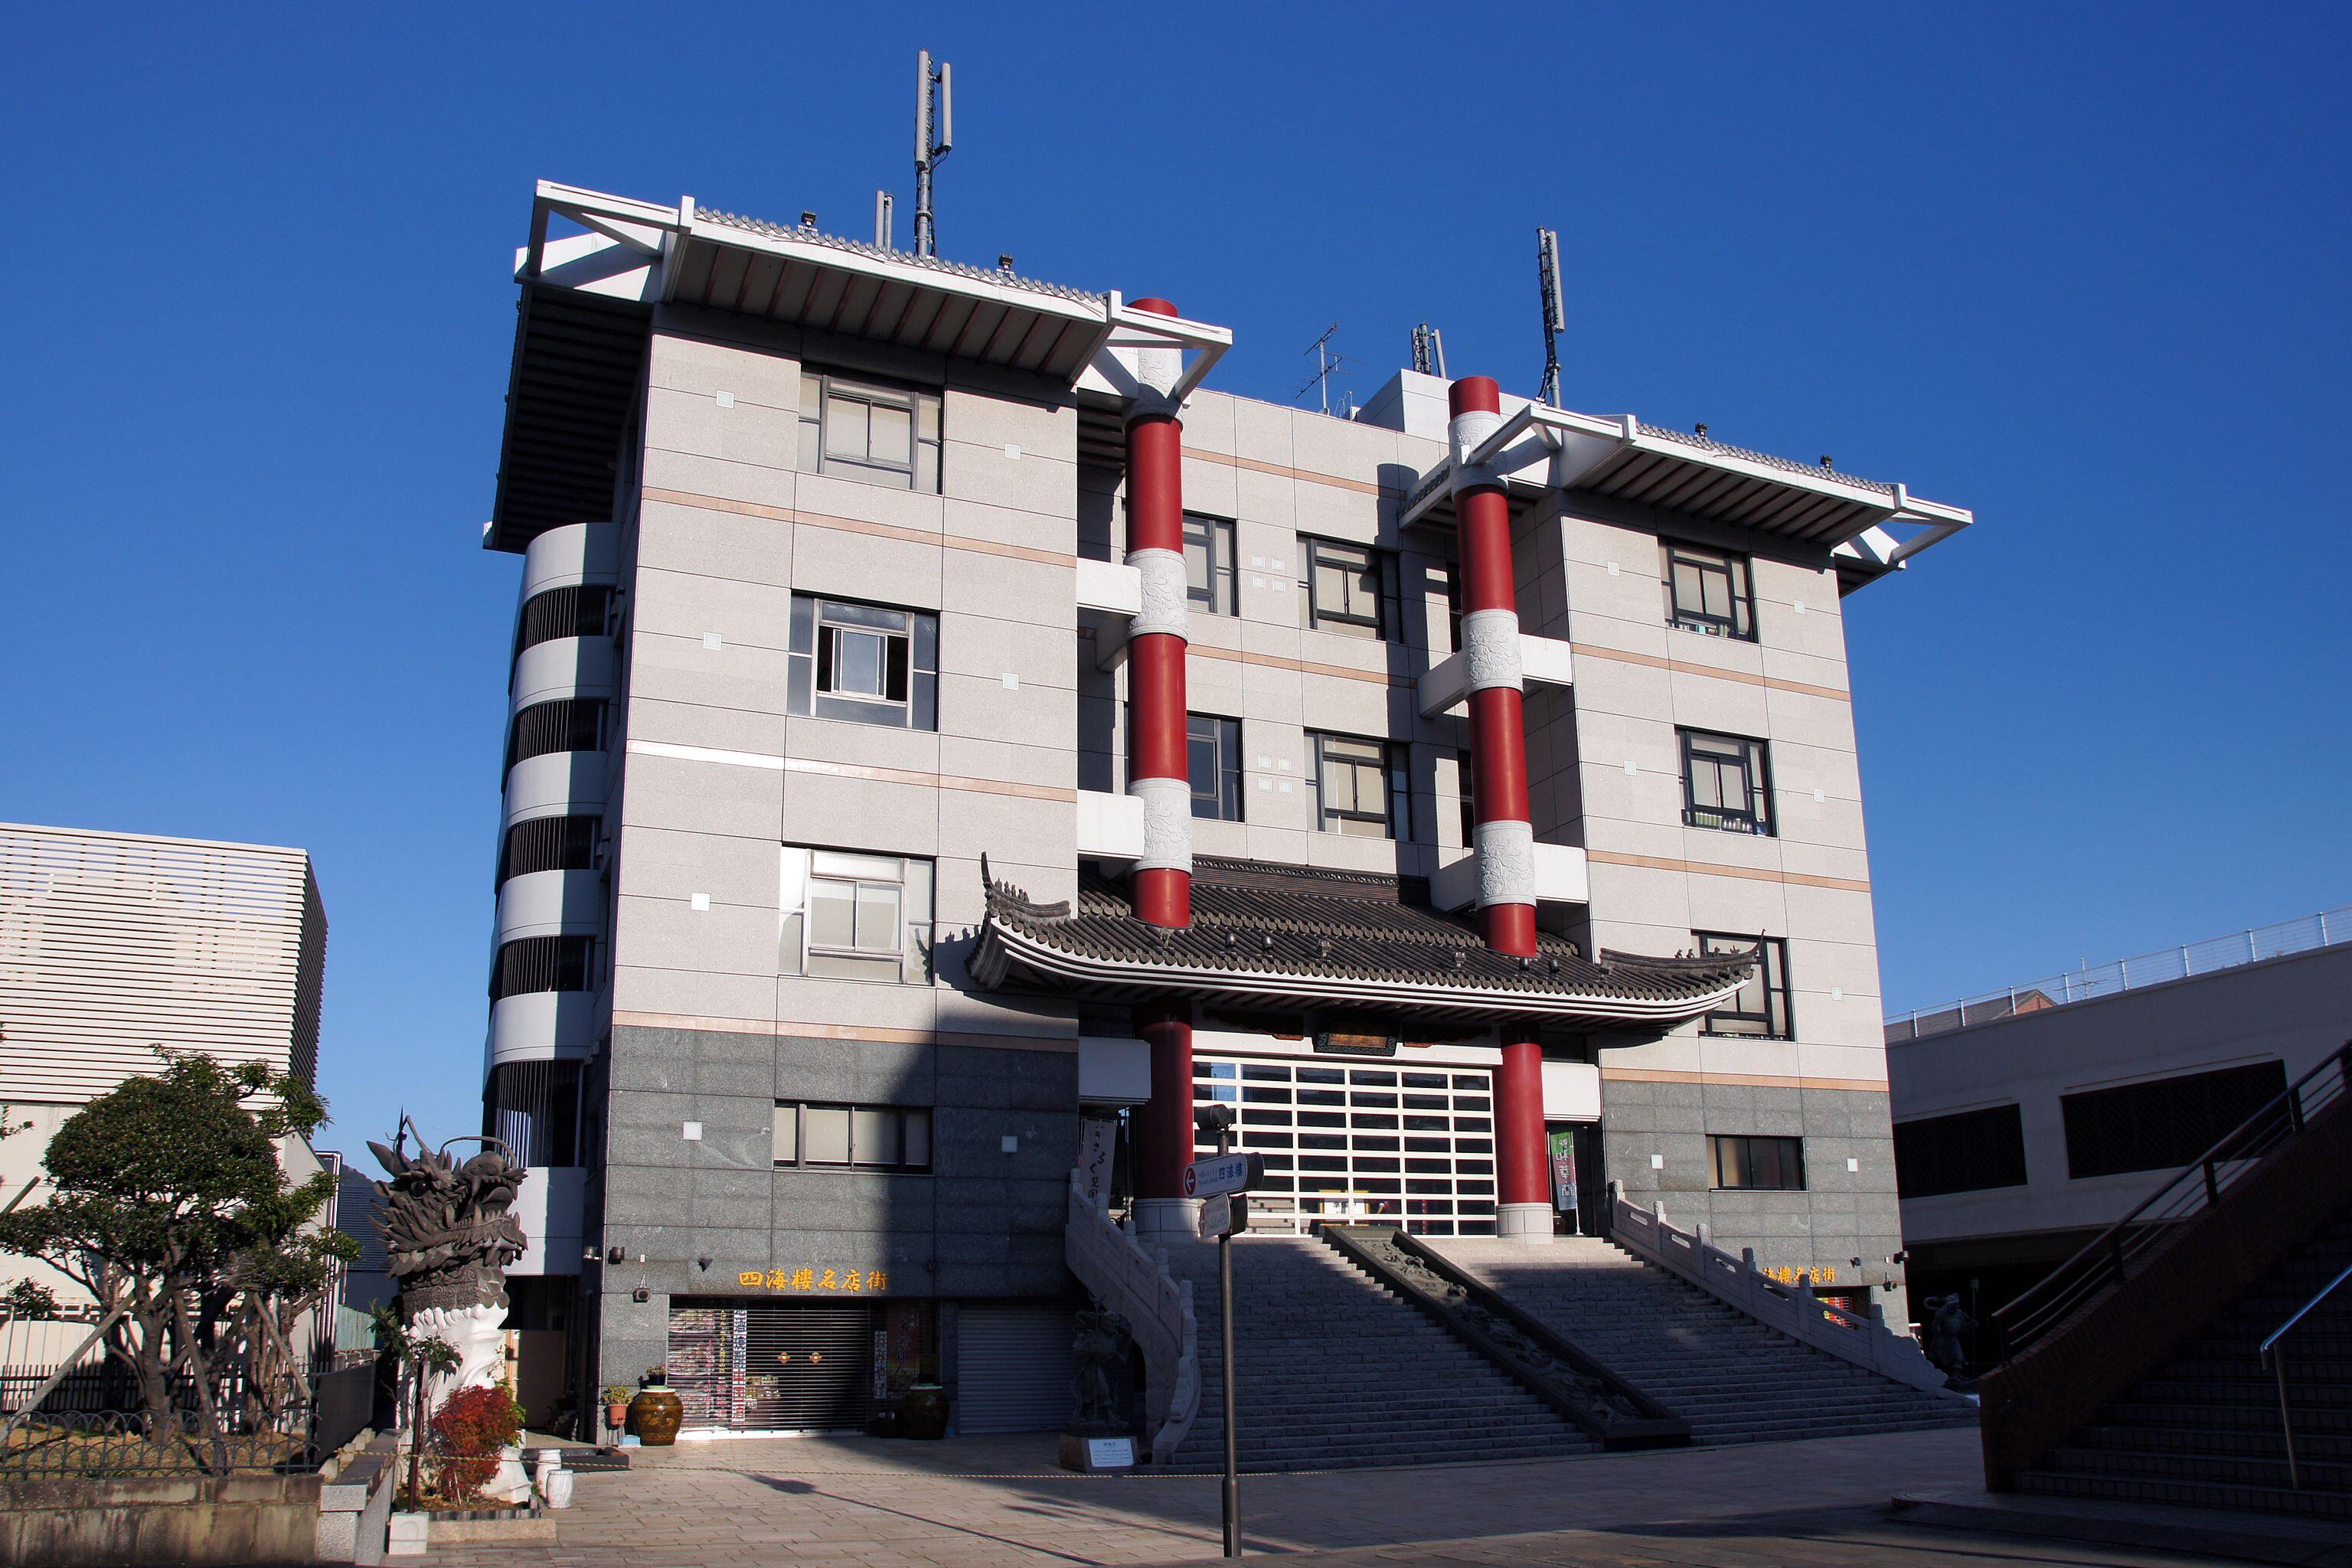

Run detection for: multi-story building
[[0, 823, 331, 1313], [481, 181, 1971, 1437]]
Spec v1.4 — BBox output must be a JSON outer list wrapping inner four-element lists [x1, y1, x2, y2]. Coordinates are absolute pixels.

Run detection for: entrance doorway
[[1546, 1122, 1603, 1236]]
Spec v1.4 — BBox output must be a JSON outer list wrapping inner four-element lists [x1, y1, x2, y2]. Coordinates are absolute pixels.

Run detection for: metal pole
[[2271, 1350, 2300, 1488], [1217, 1125, 1240, 1557]]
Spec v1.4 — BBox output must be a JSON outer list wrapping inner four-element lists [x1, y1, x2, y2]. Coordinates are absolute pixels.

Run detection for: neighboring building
[[1887, 906, 2352, 1361], [482, 181, 1971, 1436], [0, 823, 331, 1311]]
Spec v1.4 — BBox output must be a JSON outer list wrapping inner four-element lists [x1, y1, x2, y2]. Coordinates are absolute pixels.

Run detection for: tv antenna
[[913, 51, 953, 258], [1536, 227, 1566, 407], [1411, 322, 1448, 378], [1295, 324, 1356, 416]]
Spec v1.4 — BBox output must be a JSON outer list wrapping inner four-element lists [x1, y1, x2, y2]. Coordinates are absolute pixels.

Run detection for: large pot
[[629, 1385, 684, 1446], [901, 1383, 948, 1441]]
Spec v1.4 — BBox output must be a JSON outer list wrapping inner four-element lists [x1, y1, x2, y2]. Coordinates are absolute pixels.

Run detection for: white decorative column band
[[1128, 547, 1189, 640], [1449, 407, 1505, 492], [1129, 341, 1184, 418], [1129, 776, 1194, 874], [1460, 608, 1524, 693], [1474, 818, 1537, 909]]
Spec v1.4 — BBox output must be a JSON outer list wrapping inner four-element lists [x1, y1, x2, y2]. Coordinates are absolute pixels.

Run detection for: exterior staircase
[[1432, 1236, 1976, 1446], [2011, 1207, 2352, 1519], [1158, 1236, 1595, 1472]]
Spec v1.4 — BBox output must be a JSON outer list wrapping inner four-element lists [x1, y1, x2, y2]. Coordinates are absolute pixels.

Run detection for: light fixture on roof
[[998, 253, 1014, 273], [799, 210, 817, 229], [1694, 423, 1709, 437], [1820, 455, 1834, 469]]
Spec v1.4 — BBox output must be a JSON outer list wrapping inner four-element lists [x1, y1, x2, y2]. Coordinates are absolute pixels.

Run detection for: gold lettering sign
[[734, 1267, 890, 1295]]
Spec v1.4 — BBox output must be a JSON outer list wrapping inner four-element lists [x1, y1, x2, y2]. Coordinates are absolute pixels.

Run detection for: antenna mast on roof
[[1296, 324, 1353, 416], [1411, 323, 1448, 378], [913, 51, 953, 259], [1536, 228, 1566, 407]]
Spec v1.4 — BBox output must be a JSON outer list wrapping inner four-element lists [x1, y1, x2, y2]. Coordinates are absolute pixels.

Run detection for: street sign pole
[[1216, 1122, 1240, 1558]]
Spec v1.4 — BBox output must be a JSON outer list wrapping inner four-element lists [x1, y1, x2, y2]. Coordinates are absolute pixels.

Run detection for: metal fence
[[0, 1410, 319, 1480], [1886, 906, 2352, 1044], [0, 1348, 377, 1478]]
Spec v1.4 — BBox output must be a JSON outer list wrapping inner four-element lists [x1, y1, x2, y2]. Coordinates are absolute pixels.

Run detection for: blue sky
[[3, 5, 2346, 1153]]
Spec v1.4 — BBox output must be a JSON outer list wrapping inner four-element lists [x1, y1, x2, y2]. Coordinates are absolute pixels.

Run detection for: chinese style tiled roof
[[972, 856, 1751, 1027]]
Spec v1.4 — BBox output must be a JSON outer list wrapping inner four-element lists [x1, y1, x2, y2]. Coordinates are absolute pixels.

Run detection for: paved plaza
[[414, 1426, 2265, 1568]]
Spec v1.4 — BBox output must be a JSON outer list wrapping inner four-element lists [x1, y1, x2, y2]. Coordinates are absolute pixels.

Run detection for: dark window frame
[[1301, 535, 1401, 641], [505, 699, 608, 772], [1661, 540, 1757, 641], [1680, 727, 1774, 835], [1310, 731, 1412, 841], [488, 934, 596, 1001], [797, 368, 943, 492], [1894, 1104, 2029, 1198], [1184, 514, 1238, 617], [2060, 1060, 2290, 1180], [772, 1100, 934, 1173], [1709, 1133, 1806, 1191], [788, 593, 939, 731], [1696, 932, 1794, 1040], [1187, 713, 1244, 822], [495, 813, 602, 887]]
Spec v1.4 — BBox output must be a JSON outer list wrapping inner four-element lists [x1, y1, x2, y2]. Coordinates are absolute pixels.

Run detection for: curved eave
[[973, 920, 1747, 1028]]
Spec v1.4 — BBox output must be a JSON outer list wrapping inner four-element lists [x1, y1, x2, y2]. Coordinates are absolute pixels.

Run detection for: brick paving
[[416, 1426, 2251, 1567]]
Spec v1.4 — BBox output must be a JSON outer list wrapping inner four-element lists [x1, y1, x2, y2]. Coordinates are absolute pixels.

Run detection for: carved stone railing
[[1064, 1171, 1200, 1463], [1607, 1185, 1959, 1399], [1321, 1224, 1689, 1449]]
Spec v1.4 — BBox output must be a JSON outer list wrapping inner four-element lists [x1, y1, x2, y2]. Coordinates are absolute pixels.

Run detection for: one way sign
[[1183, 1152, 1263, 1200]]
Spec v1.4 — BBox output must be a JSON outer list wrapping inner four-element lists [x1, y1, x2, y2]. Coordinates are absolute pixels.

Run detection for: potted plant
[[628, 1364, 684, 1446], [601, 1384, 632, 1436]]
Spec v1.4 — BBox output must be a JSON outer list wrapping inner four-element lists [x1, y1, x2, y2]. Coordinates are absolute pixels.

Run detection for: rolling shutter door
[[666, 1302, 875, 1432], [957, 1305, 1073, 1434]]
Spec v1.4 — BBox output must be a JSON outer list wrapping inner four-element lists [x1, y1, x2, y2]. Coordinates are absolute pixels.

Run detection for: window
[[1188, 714, 1243, 822], [788, 594, 938, 730], [2061, 1060, 2289, 1180], [779, 848, 934, 985], [1301, 537, 1400, 640], [1455, 748, 1475, 848], [513, 584, 616, 661], [1430, 561, 1463, 653], [797, 369, 942, 492], [496, 814, 601, 887], [1710, 1135, 1805, 1191], [1185, 514, 1237, 616], [1696, 933, 1793, 1039], [1895, 1105, 2028, 1198], [1661, 541, 1756, 640], [485, 1060, 584, 1166], [505, 699, 608, 771], [773, 1102, 932, 1172], [1680, 728, 1773, 835], [488, 934, 596, 1000], [1312, 733, 1411, 840]]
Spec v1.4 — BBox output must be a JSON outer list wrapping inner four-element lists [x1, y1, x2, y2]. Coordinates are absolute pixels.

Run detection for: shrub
[[428, 1385, 525, 1504]]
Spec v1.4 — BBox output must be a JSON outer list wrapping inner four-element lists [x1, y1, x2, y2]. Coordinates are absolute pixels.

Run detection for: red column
[[1449, 375, 1553, 1241], [1124, 299, 1195, 1227]]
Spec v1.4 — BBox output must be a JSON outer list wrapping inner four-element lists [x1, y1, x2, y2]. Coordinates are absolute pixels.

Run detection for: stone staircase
[[1158, 1236, 1595, 1472], [1431, 1236, 1976, 1447], [2011, 1210, 2352, 1520]]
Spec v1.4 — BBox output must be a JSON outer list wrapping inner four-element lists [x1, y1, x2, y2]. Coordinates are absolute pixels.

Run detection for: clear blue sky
[[4, 5, 2346, 1154]]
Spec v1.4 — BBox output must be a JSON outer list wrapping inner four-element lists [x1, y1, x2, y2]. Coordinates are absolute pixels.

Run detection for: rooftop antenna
[[1295, 323, 1354, 416], [1411, 323, 1448, 378], [1536, 227, 1566, 407], [913, 50, 953, 259], [874, 190, 893, 250]]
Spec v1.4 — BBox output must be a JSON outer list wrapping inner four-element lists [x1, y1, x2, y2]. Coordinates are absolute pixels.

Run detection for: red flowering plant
[[427, 1385, 526, 1504]]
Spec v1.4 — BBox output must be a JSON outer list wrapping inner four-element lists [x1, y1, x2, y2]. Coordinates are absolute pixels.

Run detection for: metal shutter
[[956, 1305, 1073, 1434], [666, 1302, 875, 1432]]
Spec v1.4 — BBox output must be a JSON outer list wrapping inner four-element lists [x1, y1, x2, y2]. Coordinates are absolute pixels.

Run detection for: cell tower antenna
[[913, 51, 953, 258], [1295, 324, 1355, 416], [1536, 228, 1566, 407], [1411, 322, 1448, 378], [874, 191, 893, 250]]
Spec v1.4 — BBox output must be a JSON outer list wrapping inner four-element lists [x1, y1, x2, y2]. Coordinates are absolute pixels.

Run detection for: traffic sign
[[1198, 1193, 1248, 1240], [1183, 1152, 1263, 1200]]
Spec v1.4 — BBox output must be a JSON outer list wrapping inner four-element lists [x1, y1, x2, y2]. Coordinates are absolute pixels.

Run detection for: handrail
[[2259, 1259, 2352, 1491], [1063, 1171, 1200, 1464], [1995, 1041, 2352, 1357], [2261, 1260, 2352, 1360]]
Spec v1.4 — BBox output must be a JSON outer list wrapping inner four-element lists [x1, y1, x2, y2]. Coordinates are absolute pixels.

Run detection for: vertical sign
[[1549, 1129, 1579, 1225], [1077, 1117, 1117, 1208], [729, 1307, 750, 1429], [874, 1330, 890, 1401]]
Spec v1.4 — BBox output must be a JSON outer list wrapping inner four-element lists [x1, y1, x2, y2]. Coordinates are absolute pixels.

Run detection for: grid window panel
[[1661, 541, 1756, 641], [1894, 1104, 2029, 1197], [1187, 714, 1243, 822], [1680, 728, 1773, 835], [788, 595, 939, 731], [1300, 537, 1400, 639], [2060, 1060, 2289, 1179], [1184, 514, 1238, 616], [799, 369, 942, 492], [1696, 933, 1794, 1039], [1312, 733, 1411, 841], [1192, 1057, 1500, 1236], [780, 848, 934, 985], [1709, 1134, 1806, 1191], [775, 1102, 932, 1172]]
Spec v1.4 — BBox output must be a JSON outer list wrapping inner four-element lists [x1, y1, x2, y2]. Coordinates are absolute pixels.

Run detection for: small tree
[[371, 1305, 459, 1509], [428, 1385, 524, 1504], [0, 1050, 351, 1459]]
